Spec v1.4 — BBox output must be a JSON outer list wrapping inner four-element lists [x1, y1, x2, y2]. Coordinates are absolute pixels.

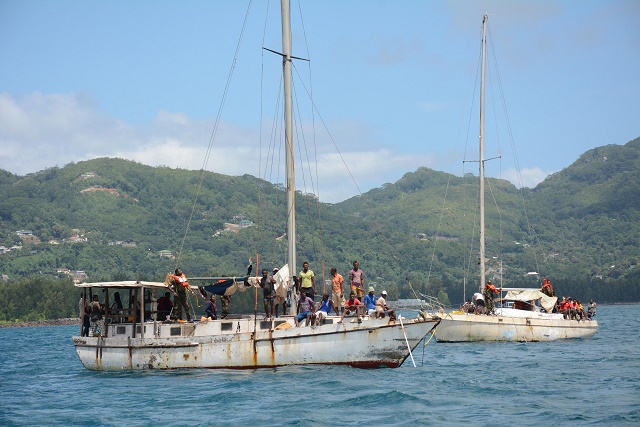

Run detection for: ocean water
[[0, 305, 638, 426]]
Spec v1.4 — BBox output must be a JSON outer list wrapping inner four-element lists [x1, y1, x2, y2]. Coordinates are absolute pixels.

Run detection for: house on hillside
[[81, 172, 97, 179], [16, 230, 33, 236], [224, 220, 255, 234], [158, 250, 174, 258], [109, 241, 138, 247], [73, 271, 89, 283]]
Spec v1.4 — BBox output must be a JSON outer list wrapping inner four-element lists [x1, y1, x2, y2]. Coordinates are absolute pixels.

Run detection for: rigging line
[[289, 63, 402, 287], [272, 92, 286, 256], [426, 44, 482, 300], [287, 59, 409, 297], [293, 64, 326, 268], [482, 42, 506, 281], [291, 70, 328, 268], [256, 0, 273, 261], [486, 29, 504, 170], [175, 0, 254, 267], [485, 177, 504, 277], [469, 183, 481, 287], [295, 0, 327, 274], [292, 80, 318, 199], [286, 64, 410, 294], [291, 80, 323, 265], [487, 24, 544, 275], [462, 48, 484, 295], [295, 0, 321, 204], [290, 63, 362, 196], [260, 75, 284, 260]]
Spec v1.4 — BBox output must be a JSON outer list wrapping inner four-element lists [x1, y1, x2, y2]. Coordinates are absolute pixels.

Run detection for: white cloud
[[0, 92, 438, 203], [0, 92, 554, 201], [501, 166, 552, 189]]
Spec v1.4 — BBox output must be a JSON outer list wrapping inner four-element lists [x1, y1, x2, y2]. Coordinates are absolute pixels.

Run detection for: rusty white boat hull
[[73, 316, 438, 370], [434, 309, 598, 342]]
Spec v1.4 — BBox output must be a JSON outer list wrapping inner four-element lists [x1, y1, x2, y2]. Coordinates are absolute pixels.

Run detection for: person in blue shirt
[[314, 293, 334, 326], [363, 286, 377, 316]]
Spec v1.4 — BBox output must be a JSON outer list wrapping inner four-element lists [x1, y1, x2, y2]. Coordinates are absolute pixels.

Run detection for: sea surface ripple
[[0, 305, 638, 426]]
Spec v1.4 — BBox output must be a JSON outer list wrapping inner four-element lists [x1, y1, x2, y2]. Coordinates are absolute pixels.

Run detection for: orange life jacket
[[486, 283, 498, 293], [173, 274, 189, 288]]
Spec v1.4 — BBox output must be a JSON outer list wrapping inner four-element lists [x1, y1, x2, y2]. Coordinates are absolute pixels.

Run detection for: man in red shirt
[[337, 292, 362, 324]]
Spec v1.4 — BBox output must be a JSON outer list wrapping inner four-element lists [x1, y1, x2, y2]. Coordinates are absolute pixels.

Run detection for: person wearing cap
[[375, 290, 396, 321], [363, 286, 377, 316]]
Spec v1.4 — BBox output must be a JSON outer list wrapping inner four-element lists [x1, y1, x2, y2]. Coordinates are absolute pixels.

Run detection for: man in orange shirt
[[330, 267, 345, 315]]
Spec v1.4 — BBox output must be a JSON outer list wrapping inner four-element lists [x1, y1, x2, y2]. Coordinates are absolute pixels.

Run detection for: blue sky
[[1, 0, 638, 202]]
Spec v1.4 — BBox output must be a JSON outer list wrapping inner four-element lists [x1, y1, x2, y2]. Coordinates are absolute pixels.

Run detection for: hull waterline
[[73, 316, 438, 370], [434, 310, 597, 342]]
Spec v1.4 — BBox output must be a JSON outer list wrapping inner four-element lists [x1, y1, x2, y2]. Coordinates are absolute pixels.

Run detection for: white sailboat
[[434, 14, 597, 343], [72, 0, 439, 370]]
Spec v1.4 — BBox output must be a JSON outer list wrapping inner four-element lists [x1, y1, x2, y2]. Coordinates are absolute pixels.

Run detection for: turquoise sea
[[0, 304, 638, 426]]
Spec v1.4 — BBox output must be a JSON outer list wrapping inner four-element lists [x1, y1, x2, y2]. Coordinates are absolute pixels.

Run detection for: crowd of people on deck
[[558, 297, 597, 320], [458, 277, 596, 320], [80, 260, 403, 333]]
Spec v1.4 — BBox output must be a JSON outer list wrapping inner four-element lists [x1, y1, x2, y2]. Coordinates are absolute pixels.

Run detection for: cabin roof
[[74, 281, 168, 289]]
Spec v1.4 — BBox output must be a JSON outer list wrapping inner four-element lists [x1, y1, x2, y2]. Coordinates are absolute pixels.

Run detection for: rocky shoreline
[[0, 318, 79, 329]]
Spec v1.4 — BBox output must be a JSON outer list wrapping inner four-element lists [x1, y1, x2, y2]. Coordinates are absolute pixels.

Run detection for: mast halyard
[[479, 13, 487, 292], [281, 0, 297, 314]]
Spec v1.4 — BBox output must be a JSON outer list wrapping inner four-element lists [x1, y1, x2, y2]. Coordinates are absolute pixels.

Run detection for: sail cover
[[273, 264, 292, 298], [201, 277, 253, 296], [200, 264, 293, 297], [504, 289, 558, 313]]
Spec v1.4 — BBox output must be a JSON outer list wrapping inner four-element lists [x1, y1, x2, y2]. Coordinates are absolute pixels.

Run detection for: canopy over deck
[[75, 281, 168, 289]]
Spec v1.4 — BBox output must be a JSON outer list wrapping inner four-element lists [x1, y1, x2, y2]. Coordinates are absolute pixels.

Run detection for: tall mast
[[479, 14, 487, 292], [281, 0, 297, 313]]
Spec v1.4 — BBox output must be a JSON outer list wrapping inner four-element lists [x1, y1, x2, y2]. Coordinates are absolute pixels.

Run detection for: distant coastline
[[0, 318, 78, 329], [1, 302, 637, 329]]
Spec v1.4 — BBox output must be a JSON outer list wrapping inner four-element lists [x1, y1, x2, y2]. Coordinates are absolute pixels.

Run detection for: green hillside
[[1, 138, 639, 321]]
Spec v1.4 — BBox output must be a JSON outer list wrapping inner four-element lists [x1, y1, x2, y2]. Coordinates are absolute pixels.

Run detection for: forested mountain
[[0, 138, 639, 321]]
